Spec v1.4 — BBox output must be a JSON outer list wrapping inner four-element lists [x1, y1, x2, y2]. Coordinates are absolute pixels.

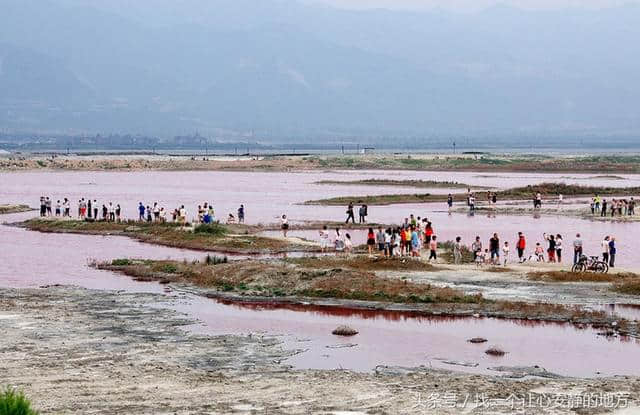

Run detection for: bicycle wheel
[[594, 261, 609, 274], [572, 263, 585, 273]]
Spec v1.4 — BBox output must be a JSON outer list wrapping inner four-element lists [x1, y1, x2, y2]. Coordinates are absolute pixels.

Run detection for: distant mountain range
[[1, 0, 639, 143]]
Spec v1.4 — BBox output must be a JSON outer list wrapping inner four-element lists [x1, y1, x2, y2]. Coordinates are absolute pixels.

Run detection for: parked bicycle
[[572, 255, 609, 273]]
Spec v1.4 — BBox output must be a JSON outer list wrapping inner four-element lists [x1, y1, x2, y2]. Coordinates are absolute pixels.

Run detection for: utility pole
[[453, 141, 456, 154]]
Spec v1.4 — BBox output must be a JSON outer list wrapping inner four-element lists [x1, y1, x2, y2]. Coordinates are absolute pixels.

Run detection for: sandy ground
[[2, 286, 639, 414]]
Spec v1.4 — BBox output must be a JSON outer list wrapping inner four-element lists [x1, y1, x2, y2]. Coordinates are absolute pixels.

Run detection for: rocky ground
[[2, 286, 639, 414]]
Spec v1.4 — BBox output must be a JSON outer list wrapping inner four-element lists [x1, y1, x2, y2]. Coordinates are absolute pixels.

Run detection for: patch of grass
[[155, 263, 178, 274], [526, 271, 626, 282], [97, 258, 484, 305], [485, 267, 515, 273], [314, 179, 480, 189], [193, 223, 227, 236], [613, 279, 640, 295], [439, 241, 474, 264], [111, 258, 133, 266], [303, 193, 442, 206], [304, 182, 640, 206], [286, 256, 441, 272], [0, 386, 39, 415], [22, 219, 316, 255]]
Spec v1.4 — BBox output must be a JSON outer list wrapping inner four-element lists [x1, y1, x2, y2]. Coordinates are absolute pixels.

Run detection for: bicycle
[[572, 255, 609, 273]]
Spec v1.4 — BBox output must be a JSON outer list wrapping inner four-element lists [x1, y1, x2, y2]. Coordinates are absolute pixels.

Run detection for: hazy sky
[[301, 0, 640, 11]]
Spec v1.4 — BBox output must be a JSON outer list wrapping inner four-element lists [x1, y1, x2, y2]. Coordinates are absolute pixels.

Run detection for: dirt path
[[2, 286, 639, 414]]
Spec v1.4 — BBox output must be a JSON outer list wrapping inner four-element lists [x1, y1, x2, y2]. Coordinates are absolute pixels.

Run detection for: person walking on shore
[[345, 202, 355, 224], [447, 194, 453, 211], [358, 204, 368, 223], [573, 233, 583, 265]]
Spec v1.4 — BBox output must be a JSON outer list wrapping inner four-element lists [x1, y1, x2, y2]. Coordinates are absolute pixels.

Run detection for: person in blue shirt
[[608, 237, 617, 268], [138, 202, 145, 221]]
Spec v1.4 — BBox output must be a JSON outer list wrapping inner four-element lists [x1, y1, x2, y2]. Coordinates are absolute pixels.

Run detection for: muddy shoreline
[[2, 286, 639, 414]]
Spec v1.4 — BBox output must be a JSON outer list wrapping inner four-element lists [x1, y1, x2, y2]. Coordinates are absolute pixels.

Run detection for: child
[[534, 243, 545, 262], [475, 249, 485, 267], [483, 249, 492, 265], [502, 241, 510, 266], [319, 226, 330, 253]]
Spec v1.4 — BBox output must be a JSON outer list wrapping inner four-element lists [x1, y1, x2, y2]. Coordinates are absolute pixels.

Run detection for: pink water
[[179, 298, 640, 377], [2, 170, 639, 267]]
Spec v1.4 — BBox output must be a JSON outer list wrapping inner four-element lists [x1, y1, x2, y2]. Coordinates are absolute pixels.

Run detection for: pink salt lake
[[2, 170, 640, 376]]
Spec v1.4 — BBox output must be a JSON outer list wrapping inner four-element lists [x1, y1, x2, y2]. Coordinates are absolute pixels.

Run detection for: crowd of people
[[39, 196, 121, 221], [277, 201, 622, 268], [38, 194, 621, 268], [38, 196, 246, 226], [589, 195, 636, 217]]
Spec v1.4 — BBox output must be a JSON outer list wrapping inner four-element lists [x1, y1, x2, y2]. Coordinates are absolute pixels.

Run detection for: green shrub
[[0, 386, 39, 415], [159, 264, 178, 274], [193, 224, 227, 237], [111, 259, 132, 266]]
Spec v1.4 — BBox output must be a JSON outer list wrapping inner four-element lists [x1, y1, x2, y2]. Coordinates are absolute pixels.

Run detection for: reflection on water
[[176, 296, 640, 377]]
